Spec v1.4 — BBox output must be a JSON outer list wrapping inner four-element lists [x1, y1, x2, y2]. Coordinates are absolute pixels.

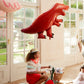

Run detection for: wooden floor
[[61, 63, 82, 84], [5, 79, 27, 84], [5, 63, 83, 84]]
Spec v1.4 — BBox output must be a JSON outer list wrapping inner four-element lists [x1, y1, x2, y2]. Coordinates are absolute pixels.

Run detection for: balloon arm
[[78, 41, 82, 52]]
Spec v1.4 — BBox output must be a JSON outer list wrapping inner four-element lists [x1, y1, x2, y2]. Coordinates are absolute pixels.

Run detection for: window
[[63, 0, 84, 55], [13, 2, 38, 63], [64, 12, 77, 54], [79, 14, 84, 40], [63, 0, 83, 9], [0, 11, 7, 65]]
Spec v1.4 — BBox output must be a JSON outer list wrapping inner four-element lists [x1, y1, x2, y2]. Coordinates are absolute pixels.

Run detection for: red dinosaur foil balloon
[[45, 80, 54, 84], [21, 3, 69, 39]]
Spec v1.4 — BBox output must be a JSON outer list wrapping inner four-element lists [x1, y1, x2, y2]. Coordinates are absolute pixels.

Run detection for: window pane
[[0, 42, 7, 51], [25, 8, 35, 18], [25, 34, 34, 40], [0, 48, 6, 54], [79, 29, 82, 40], [79, 14, 84, 29], [82, 29, 84, 39], [71, 37, 77, 47], [71, 29, 77, 46], [64, 30, 71, 38], [79, 29, 84, 40], [64, 38, 71, 55], [71, 29, 76, 37], [0, 11, 6, 29], [25, 19, 33, 28], [78, 0, 83, 9], [13, 52, 24, 64], [13, 29, 24, 40], [64, 38, 71, 46], [25, 40, 35, 50], [64, 29, 78, 55], [71, 0, 77, 8], [0, 54, 7, 65], [64, 21, 69, 28], [0, 18, 6, 29], [0, 11, 6, 17], [63, 0, 69, 5], [64, 12, 69, 20], [64, 47, 71, 54], [14, 8, 24, 18], [13, 19, 24, 29], [0, 20, 4, 28], [79, 14, 83, 21], [71, 21, 76, 28], [70, 35, 77, 53], [0, 42, 7, 65], [71, 13, 75, 20], [25, 52, 28, 57], [0, 30, 7, 41], [13, 41, 24, 52]]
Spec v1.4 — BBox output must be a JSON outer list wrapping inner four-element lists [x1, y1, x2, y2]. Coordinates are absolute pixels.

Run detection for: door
[[0, 11, 10, 84], [11, 6, 38, 81], [0, 0, 39, 83]]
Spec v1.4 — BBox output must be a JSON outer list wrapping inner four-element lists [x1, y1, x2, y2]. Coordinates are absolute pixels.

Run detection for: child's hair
[[26, 49, 38, 62], [80, 65, 84, 71]]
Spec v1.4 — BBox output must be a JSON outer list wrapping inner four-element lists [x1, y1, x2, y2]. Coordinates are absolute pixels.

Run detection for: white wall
[[40, 0, 64, 67], [40, 0, 84, 68]]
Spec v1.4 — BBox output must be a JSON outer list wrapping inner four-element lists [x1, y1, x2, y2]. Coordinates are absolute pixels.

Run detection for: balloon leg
[[38, 32, 46, 39], [55, 18, 63, 22], [46, 28, 54, 38], [53, 22, 61, 27]]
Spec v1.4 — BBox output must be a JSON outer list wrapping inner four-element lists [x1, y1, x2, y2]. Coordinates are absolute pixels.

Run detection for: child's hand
[[41, 71, 46, 74], [41, 65, 51, 69], [48, 65, 51, 68]]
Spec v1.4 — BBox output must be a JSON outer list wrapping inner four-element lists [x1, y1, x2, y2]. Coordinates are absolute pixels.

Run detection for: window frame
[[63, 0, 84, 55], [11, 0, 39, 64]]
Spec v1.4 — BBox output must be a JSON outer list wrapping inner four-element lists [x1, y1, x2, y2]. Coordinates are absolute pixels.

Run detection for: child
[[26, 49, 50, 84], [73, 65, 84, 84], [78, 40, 82, 52]]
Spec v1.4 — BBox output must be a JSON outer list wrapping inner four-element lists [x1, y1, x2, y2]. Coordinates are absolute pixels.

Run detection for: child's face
[[34, 52, 40, 59], [81, 69, 84, 73]]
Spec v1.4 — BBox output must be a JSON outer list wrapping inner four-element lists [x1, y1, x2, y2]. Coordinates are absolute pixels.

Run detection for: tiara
[[30, 49, 39, 53]]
